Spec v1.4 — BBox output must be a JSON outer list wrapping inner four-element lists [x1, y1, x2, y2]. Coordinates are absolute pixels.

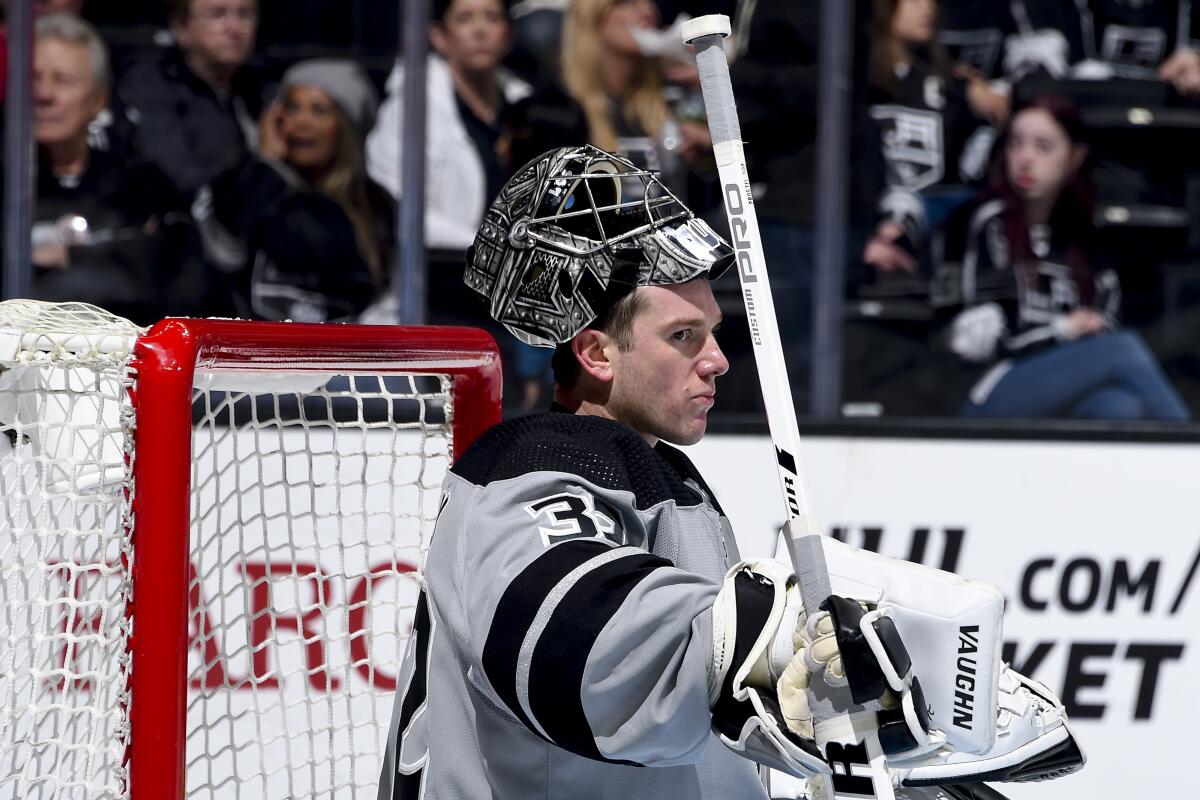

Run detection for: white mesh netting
[[0, 301, 460, 798], [0, 301, 141, 800], [183, 372, 451, 798]]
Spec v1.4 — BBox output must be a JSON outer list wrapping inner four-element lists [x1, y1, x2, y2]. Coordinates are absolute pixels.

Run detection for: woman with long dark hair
[[948, 95, 1189, 420]]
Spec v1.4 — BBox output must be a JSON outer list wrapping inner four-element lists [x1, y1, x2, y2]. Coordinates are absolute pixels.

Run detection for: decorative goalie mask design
[[465, 145, 735, 347]]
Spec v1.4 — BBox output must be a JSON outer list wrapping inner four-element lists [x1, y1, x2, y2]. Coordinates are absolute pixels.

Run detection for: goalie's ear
[[572, 328, 614, 384]]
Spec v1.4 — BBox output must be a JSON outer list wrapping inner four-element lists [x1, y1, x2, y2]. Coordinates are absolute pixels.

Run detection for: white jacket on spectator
[[366, 55, 530, 249]]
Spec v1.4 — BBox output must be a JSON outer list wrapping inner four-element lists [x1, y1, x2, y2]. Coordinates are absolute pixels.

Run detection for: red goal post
[[0, 302, 502, 799]]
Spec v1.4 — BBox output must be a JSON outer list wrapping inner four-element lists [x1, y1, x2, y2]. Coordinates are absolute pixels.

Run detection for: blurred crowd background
[[4, 0, 1200, 425]]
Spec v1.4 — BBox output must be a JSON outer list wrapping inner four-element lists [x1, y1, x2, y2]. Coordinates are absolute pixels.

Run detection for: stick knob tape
[[681, 14, 731, 45]]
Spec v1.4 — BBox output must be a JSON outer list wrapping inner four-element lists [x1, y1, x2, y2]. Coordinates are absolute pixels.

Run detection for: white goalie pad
[[792, 534, 1005, 756]]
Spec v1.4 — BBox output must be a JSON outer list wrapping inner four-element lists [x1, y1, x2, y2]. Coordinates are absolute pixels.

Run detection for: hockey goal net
[[0, 301, 502, 799]]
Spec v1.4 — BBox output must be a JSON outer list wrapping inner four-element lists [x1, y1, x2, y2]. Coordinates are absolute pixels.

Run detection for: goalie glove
[[778, 595, 943, 761], [798, 533, 1006, 756], [707, 559, 832, 784]]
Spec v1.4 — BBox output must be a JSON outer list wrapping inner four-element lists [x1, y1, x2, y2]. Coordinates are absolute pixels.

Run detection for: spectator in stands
[[500, 0, 715, 410], [944, 95, 1189, 420], [368, 0, 551, 410], [1005, 0, 1200, 94], [862, 0, 1008, 275], [201, 59, 391, 323], [562, 0, 709, 167], [722, 0, 819, 412], [937, 0, 1014, 81], [0, 1, 89, 103], [507, 0, 711, 173], [367, 0, 528, 251], [507, 0, 568, 86], [117, 0, 272, 199], [562, 0, 664, 149], [13, 13, 185, 323]]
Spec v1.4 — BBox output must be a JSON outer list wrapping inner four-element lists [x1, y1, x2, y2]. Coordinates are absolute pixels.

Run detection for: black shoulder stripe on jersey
[[390, 590, 431, 799], [482, 539, 615, 740], [527, 550, 671, 764], [710, 568, 780, 742]]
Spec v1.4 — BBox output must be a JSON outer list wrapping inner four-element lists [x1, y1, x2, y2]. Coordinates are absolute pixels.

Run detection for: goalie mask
[[465, 145, 735, 347]]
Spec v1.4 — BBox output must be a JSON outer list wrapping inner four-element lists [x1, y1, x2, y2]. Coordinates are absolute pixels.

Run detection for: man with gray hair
[[1, 12, 188, 322]]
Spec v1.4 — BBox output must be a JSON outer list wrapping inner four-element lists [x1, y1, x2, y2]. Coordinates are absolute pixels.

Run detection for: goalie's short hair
[[551, 289, 644, 390]]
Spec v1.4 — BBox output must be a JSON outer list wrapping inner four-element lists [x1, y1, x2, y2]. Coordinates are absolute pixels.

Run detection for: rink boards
[[690, 434, 1198, 800], [24, 428, 1185, 799]]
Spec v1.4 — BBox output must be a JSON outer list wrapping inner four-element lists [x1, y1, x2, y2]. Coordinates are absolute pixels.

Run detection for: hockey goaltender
[[377, 146, 1085, 800]]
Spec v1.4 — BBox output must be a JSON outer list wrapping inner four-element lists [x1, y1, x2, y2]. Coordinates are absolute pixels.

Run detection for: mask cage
[[525, 154, 691, 257]]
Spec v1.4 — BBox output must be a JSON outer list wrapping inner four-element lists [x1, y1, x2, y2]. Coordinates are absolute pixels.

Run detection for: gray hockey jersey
[[377, 412, 768, 799]]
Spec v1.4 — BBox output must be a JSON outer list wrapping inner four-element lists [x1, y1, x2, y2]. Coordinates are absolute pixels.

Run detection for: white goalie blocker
[[787, 533, 1085, 787], [803, 534, 1005, 756], [680, 10, 1083, 797]]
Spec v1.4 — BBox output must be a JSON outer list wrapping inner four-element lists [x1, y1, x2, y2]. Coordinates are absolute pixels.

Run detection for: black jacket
[[7, 148, 193, 324], [728, 0, 820, 226], [730, 0, 884, 228], [938, 0, 1017, 79], [117, 47, 276, 198], [937, 196, 1120, 363], [501, 80, 592, 172], [1007, 0, 1199, 79], [207, 158, 393, 323], [866, 58, 992, 197]]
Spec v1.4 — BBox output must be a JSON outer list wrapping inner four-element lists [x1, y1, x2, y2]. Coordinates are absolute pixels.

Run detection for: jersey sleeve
[[948, 200, 1019, 360], [439, 470, 722, 769]]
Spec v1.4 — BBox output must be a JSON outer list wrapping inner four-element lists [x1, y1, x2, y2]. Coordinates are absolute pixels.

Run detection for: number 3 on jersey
[[525, 490, 618, 547]]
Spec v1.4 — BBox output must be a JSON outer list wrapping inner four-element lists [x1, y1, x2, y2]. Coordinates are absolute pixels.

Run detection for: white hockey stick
[[681, 15, 896, 800]]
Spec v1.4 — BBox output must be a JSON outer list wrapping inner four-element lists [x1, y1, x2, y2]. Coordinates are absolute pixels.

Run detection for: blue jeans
[[962, 331, 1191, 421], [921, 186, 976, 232]]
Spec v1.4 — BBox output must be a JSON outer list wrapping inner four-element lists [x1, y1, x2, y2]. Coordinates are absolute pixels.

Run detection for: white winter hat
[[280, 59, 379, 138]]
